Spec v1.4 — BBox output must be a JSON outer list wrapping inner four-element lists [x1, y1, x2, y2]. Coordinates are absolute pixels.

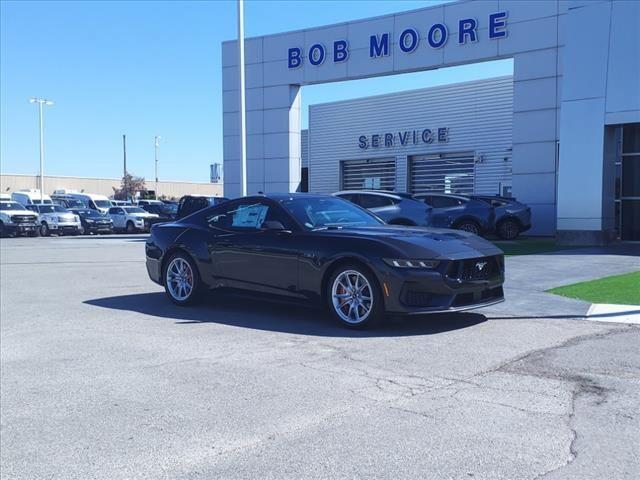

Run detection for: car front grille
[[403, 291, 432, 307], [446, 255, 503, 282], [11, 215, 36, 224]]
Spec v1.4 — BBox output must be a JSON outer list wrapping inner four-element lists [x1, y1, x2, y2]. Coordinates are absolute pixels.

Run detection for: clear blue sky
[[1, 0, 511, 183]]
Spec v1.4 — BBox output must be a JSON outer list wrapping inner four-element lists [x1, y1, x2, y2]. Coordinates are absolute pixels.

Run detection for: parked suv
[[413, 193, 495, 236], [25, 204, 82, 236], [0, 200, 39, 237], [471, 195, 532, 240], [334, 190, 432, 226], [71, 209, 114, 235], [108, 206, 159, 233], [176, 195, 229, 219], [141, 202, 178, 222]]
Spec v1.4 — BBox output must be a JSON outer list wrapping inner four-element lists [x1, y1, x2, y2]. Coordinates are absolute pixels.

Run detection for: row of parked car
[[1, 188, 530, 240], [0, 190, 230, 238], [334, 190, 531, 240]]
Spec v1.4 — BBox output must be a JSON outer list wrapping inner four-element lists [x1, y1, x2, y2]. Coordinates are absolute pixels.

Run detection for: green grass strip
[[547, 271, 640, 305]]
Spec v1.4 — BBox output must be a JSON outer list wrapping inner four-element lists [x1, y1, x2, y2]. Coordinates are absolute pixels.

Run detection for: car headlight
[[382, 258, 440, 269], [85, 218, 94, 223]]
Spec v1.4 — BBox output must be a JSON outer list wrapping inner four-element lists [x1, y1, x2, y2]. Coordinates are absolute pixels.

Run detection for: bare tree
[[113, 173, 146, 200]]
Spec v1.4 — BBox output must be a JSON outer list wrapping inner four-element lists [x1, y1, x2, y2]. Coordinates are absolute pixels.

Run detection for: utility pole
[[29, 98, 53, 203], [154, 136, 161, 199], [238, 0, 247, 196], [123, 134, 128, 201]]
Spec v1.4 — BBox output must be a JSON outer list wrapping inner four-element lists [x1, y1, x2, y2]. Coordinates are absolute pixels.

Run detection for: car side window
[[207, 201, 270, 232], [430, 196, 461, 208], [358, 194, 392, 208], [338, 193, 358, 203]]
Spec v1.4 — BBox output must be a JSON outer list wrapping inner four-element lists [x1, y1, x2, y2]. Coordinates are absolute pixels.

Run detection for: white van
[[68, 193, 113, 213], [11, 189, 53, 206]]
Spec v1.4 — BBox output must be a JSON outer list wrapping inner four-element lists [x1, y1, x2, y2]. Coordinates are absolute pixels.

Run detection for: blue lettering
[[358, 135, 368, 149], [372, 134, 380, 148], [309, 43, 326, 66], [438, 127, 449, 142], [384, 133, 393, 147], [399, 131, 409, 146], [413, 130, 418, 144], [288, 47, 302, 69], [458, 18, 477, 44], [333, 40, 349, 62], [369, 33, 390, 58], [427, 23, 448, 49], [399, 28, 419, 53], [489, 11, 508, 39], [422, 129, 433, 144]]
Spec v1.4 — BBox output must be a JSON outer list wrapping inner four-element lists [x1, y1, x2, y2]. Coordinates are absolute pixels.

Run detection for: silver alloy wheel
[[166, 257, 194, 301], [459, 222, 479, 235], [331, 269, 373, 324]]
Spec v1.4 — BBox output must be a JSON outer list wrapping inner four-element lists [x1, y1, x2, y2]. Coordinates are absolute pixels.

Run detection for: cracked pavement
[[1, 236, 639, 479]]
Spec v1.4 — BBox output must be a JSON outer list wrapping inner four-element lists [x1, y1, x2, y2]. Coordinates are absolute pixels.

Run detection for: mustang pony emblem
[[475, 261, 488, 271]]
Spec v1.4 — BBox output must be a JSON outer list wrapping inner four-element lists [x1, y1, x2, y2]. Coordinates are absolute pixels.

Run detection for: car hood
[[320, 225, 503, 259], [1, 209, 37, 216], [129, 212, 159, 218], [57, 212, 77, 219]]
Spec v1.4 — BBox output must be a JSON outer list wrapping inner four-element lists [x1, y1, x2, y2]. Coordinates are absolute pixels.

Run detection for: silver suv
[[334, 190, 432, 226]]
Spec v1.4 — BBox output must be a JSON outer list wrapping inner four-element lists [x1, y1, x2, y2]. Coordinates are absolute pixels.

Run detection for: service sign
[[358, 128, 449, 150], [287, 12, 508, 69]]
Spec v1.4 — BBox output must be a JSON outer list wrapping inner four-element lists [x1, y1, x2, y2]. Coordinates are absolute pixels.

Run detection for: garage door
[[341, 158, 396, 191], [409, 153, 475, 195]]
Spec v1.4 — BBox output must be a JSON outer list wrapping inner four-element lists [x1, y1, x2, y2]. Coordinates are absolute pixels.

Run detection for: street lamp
[[29, 97, 53, 203], [154, 136, 161, 199]]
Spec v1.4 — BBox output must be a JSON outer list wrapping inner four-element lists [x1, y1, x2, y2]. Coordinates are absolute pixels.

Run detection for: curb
[[587, 303, 640, 325]]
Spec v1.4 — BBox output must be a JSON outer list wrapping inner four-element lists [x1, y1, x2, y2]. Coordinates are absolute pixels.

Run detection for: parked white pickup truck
[[107, 206, 159, 233], [0, 200, 39, 237], [25, 204, 82, 236]]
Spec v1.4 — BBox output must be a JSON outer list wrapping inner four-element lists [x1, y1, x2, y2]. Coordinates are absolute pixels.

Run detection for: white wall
[[556, 0, 640, 241]]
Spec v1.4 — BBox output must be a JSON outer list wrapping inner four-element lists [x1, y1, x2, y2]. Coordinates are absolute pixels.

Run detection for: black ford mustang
[[145, 194, 504, 328]]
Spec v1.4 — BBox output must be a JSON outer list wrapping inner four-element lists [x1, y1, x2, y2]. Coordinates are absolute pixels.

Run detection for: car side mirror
[[261, 220, 290, 233]]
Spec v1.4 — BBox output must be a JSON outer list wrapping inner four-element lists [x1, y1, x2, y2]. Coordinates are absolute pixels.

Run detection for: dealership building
[[222, 0, 640, 242]]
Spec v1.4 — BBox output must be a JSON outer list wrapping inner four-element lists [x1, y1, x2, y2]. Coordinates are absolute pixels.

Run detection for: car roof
[[334, 190, 411, 199], [414, 192, 472, 200]]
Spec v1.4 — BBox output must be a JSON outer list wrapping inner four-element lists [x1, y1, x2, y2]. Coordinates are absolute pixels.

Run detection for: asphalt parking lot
[[1, 235, 639, 480]]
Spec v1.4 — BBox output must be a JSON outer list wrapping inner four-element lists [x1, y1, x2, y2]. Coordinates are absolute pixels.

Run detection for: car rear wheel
[[497, 219, 520, 240], [163, 253, 202, 305], [328, 264, 383, 328], [454, 219, 480, 236]]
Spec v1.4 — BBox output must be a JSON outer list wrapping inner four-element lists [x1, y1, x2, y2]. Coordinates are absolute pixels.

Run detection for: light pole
[[238, 0, 247, 196], [29, 98, 53, 203], [154, 136, 161, 199]]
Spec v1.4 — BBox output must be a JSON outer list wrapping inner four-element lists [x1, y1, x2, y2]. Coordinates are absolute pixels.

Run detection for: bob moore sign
[[288, 12, 508, 68], [358, 128, 449, 150]]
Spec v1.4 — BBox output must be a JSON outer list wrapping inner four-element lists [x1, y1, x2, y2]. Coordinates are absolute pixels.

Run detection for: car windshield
[[161, 204, 178, 214], [37, 205, 56, 213], [94, 200, 112, 208], [279, 197, 383, 230], [77, 209, 104, 217], [66, 199, 86, 208], [0, 202, 26, 211], [123, 207, 145, 213], [53, 205, 67, 213]]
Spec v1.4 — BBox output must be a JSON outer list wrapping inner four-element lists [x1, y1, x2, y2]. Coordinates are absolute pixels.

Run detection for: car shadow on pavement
[[85, 292, 487, 338]]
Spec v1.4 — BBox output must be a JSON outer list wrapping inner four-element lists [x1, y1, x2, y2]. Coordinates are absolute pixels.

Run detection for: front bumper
[[84, 222, 114, 233], [4, 223, 39, 234], [376, 255, 505, 315]]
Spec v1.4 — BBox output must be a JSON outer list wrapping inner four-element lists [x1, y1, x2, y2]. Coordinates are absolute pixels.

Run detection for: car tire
[[29, 228, 40, 237], [163, 252, 203, 306], [497, 219, 520, 240], [454, 219, 481, 236], [126, 221, 135, 234], [0, 221, 5, 238], [40, 222, 50, 237], [327, 263, 384, 329]]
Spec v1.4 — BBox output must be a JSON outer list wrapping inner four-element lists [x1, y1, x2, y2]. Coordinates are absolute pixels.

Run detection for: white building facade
[[222, 0, 640, 243]]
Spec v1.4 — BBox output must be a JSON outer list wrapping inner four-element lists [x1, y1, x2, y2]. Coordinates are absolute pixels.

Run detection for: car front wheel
[[163, 253, 202, 305], [126, 221, 135, 234], [454, 220, 480, 236], [328, 264, 383, 328], [40, 223, 50, 237]]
